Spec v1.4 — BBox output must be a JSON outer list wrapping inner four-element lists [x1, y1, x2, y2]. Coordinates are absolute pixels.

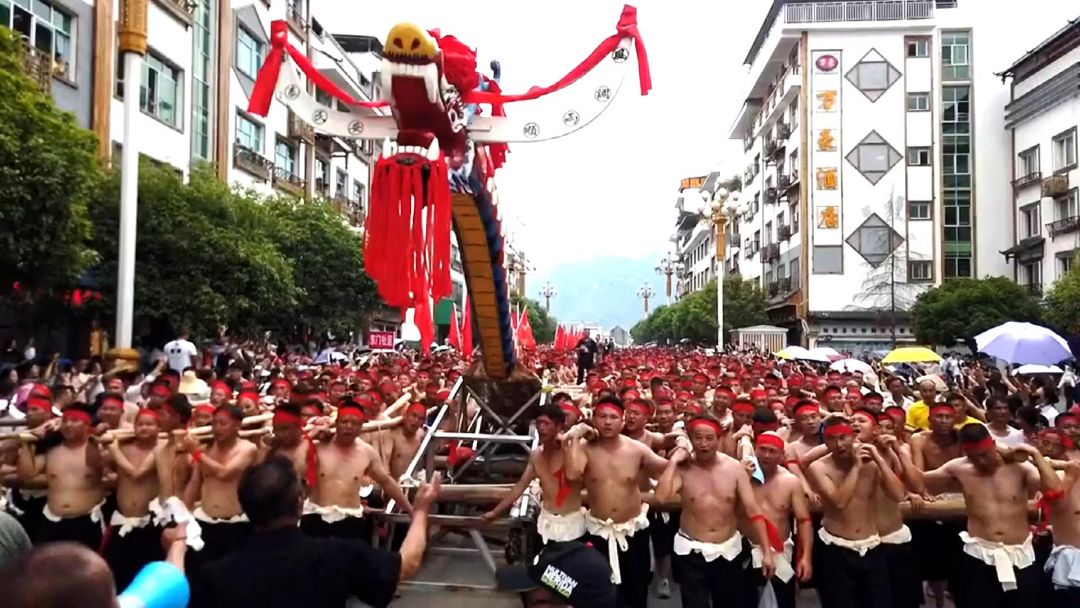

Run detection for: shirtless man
[[484, 404, 585, 544], [563, 396, 669, 608], [102, 408, 162, 589], [181, 404, 258, 568], [303, 403, 412, 540], [3, 395, 53, 539], [17, 406, 106, 549], [805, 416, 907, 608], [1042, 456, 1080, 602], [654, 415, 775, 608], [259, 404, 317, 483], [741, 431, 812, 608], [152, 394, 192, 506], [910, 424, 1059, 608], [384, 403, 428, 481], [785, 400, 823, 509]]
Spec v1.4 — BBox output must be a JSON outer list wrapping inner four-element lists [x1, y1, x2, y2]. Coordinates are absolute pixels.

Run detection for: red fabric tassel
[[304, 436, 318, 490], [553, 467, 572, 508], [464, 5, 651, 106]]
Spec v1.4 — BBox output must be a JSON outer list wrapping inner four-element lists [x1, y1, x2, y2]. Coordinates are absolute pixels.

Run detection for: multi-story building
[[671, 175, 714, 300], [1001, 18, 1080, 296], [726, 0, 1070, 352]]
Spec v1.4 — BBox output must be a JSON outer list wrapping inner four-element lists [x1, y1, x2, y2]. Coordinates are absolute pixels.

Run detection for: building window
[[909, 261, 932, 281], [141, 53, 182, 127], [275, 138, 298, 176], [335, 169, 347, 198], [1055, 189, 1079, 221], [191, 0, 214, 161], [1020, 262, 1042, 294], [1059, 255, 1074, 279], [845, 52, 901, 102], [846, 130, 902, 185], [315, 158, 329, 192], [906, 38, 930, 58], [907, 147, 931, 167], [909, 200, 932, 220], [3, 0, 74, 80], [1053, 128, 1077, 172], [813, 246, 843, 274], [944, 255, 971, 279], [236, 26, 264, 80], [941, 31, 971, 81], [942, 84, 972, 276], [1021, 203, 1041, 238], [1017, 146, 1040, 178], [235, 112, 263, 152], [906, 93, 929, 112], [845, 213, 903, 267], [352, 179, 365, 205]]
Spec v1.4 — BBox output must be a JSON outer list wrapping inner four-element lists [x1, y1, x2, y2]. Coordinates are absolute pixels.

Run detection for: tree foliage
[[87, 163, 378, 339], [512, 294, 557, 344], [631, 277, 768, 345], [0, 30, 101, 298], [911, 277, 1043, 348], [1044, 266, 1080, 334]]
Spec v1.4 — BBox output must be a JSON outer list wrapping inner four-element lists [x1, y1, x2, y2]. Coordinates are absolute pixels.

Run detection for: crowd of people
[[0, 333, 1078, 608]]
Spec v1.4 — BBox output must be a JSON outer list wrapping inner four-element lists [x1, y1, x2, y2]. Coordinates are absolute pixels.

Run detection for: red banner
[[368, 331, 396, 350]]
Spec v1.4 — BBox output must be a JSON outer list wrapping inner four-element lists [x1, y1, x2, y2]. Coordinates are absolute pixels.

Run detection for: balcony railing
[[764, 140, 778, 158], [315, 178, 330, 198], [1042, 174, 1070, 198], [286, 0, 307, 35], [776, 123, 791, 140], [778, 224, 792, 241], [21, 43, 53, 93], [778, 175, 792, 190], [1048, 215, 1080, 238], [784, 1, 935, 24], [763, 243, 780, 262], [233, 144, 272, 181], [779, 277, 793, 293], [764, 187, 778, 205], [1012, 171, 1041, 191], [273, 166, 306, 196]]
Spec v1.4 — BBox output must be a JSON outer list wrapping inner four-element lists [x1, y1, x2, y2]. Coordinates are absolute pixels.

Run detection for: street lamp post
[[539, 282, 558, 312], [637, 283, 655, 315], [696, 188, 747, 348], [655, 253, 680, 305]]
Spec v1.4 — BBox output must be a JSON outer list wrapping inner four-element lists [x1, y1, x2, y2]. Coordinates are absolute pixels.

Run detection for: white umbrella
[[1015, 363, 1064, 375], [775, 346, 831, 363], [974, 322, 1073, 365], [810, 347, 844, 362], [830, 358, 874, 375]]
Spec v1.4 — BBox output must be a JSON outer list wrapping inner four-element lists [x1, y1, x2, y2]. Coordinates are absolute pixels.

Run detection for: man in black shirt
[[576, 332, 598, 385], [193, 457, 440, 608]]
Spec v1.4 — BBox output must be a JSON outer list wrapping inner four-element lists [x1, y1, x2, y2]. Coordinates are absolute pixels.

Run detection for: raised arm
[[1014, 444, 1062, 496], [735, 464, 775, 579], [483, 460, 536, 521], [867, 444, 907, 501], [640, 441, 671, 479], [107, 441, 157, 479], [365, 444, 414, 515], [653, 447, 685, 505], [805, 459, 861, 510], [908, 459, 963, 496], [560, 425, 592, 482], [196, 443, 257, 481]]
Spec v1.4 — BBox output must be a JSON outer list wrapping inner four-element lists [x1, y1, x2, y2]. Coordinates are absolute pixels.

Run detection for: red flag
[[461, 298, 474, 355], [553, 324, 564, 349], [517, 304, 536, 351], [448, 303, 462, 350]]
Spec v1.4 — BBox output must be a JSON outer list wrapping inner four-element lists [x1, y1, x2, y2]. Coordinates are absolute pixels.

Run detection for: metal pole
[[115, 0, 148, 349], [716, 216, 728, 349]]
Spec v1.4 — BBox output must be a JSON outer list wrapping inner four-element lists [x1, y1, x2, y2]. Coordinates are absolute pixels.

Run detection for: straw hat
[[178, 370, 210, 400]]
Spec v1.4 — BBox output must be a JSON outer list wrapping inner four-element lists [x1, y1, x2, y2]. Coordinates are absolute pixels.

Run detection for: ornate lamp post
[[655, 252, 681, 305], [698, 187, 747, 348], [637, 283, 655, 315], [539, 282, 558, 312]]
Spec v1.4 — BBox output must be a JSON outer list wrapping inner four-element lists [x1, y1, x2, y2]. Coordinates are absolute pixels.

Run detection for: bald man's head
[[0, 542, 116, 608]]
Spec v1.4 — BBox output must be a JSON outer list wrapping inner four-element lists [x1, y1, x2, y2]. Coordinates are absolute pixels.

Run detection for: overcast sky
[[314, 0, 770, 273]]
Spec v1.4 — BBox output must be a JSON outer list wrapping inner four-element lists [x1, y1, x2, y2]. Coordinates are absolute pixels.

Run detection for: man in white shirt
[[163, 328, 198, 372], [985, 395, 1025, 446]]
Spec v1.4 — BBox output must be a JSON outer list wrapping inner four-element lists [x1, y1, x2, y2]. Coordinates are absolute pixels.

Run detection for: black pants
[[813, 541, 893, 608], [582, 529, 652, 608], [744, 560, 795, 608], [674, 539, 751, 608], [36, 512, 104, 551], [576, 362, 592, 384], [102, 522, 164, 590], [7, 492, 46, 540], [648, 510, 678, 562], [186, 519, 251, 607], [880, 540, 923, 608], [952, 552, 1041, 608], [911, 519, 965, 586], [300, 514, 371, 541]]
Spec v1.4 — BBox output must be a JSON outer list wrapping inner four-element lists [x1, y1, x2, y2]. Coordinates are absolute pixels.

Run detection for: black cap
[[496, 541, 615, 608]]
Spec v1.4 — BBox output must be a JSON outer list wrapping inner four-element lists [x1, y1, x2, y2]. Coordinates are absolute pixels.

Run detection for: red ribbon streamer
[[247, 5, 650, 118], [751, 513, 786, 553], [553, 467, 572, 508]]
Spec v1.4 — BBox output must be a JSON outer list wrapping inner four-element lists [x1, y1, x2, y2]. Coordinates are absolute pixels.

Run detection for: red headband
[[237, 391, 260, 404], [337, 406, 365, 421], [852, 412, 877, 427], [273, 409, 302, 426], [687, 418, 723, 435], [795, 404, 820, 418], [962, 436, 995, 454], [193, 404, 216, 417], [627, 400, 651, 416], [752, 421, 781, 432], [62, 409, 92, 425], [560, 403, 583, 418], [407, 403, 428, 417], [823, 423, 854, 438], [150, 385, 171, 398], [755, 432, 785, 451], [594, 403, 623, 417], [749, 389, 768, 400], [732, 401, 754, 414], [136, 408, 159, 420], [101, 396, 124, 409], [26, 396, 52, 412], [684, 403, 703, 415], [929, 405, 955, 417]]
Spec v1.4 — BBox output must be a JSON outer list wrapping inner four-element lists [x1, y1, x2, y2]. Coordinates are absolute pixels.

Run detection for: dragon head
[[379, 23, 470, 167]]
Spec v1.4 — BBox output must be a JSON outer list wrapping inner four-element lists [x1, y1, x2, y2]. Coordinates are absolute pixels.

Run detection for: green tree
[[1044, 266, 1080, 334], [629, 277, 767, 345], [911, 277, 1043, 349], [0, 30, 101, 298], [260, 195, 378, 338], [88, 163, 301, 338], [512, 294, 557, 344]]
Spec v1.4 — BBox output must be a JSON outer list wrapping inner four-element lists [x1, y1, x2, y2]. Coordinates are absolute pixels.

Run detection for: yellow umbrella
[[881, 346, 941, 364]]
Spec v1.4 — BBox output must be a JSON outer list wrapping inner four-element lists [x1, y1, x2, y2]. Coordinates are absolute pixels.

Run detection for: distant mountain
[[528, 256, 669, 333]]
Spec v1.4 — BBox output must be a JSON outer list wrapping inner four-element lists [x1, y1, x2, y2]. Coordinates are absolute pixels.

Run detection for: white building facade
[[1002, 20, 1080, 295], [726, 0, 1069, 353]]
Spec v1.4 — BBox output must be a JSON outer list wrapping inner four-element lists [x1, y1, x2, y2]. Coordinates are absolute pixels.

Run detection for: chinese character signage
[[811, 50, 843, 245], [368, 331, 396, 350]]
